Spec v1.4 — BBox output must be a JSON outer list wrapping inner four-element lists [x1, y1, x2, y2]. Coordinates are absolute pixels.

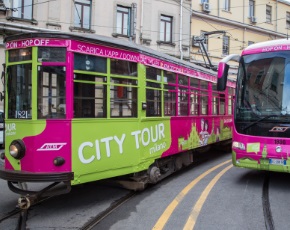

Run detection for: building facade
[[0, 0, 193, 109], [0, 0, 192, 64], [191, 0, 290, 71]]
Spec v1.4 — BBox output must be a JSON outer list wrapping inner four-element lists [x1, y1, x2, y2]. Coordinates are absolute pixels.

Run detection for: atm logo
[[269, 127, 289, 132], [37, 143, 67, 151]]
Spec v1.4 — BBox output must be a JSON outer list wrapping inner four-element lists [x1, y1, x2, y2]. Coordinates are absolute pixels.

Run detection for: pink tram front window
[[9, 47, 32, 62], [7, 64, 32, 119], [235, 51, 290, 137]]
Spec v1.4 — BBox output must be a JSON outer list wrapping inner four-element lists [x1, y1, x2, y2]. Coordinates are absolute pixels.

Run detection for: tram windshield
[[7, 64, 32, 119], [7, 65, 66, 119], [7, 47, 67, 119], [236, 51, 290, 124]]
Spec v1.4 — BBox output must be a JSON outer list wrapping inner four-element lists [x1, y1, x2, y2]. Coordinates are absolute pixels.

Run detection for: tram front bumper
[[0, 168, 74, 183]]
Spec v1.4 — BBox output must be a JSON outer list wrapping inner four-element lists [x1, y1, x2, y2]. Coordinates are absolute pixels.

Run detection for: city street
[[1, 150, 290, 230]]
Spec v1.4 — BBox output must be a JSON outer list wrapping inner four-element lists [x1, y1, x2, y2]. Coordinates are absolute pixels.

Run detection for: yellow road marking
[[183, 164, 233, 230], [152, 160, 231, 230]]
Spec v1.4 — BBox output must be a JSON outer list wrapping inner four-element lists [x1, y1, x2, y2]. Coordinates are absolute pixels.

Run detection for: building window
[[74, 0, 92, 29], [222, 35, 229, 55], [12, 0, 33, 20], [224, 0, 230, 11], [160, 15, 173, 43], [201, 0, 209, 3], [249, 0, 255, 17], [266, 5, 272, 23], [287, 12, 290, 29], [116, 5, 131, 36]]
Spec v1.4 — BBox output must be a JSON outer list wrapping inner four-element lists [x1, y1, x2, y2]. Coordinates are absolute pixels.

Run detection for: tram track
[[79, 154, 214, 229], [0, 207, 21, 223], [262, 173, 275, 230], [0, 206, 28, 230], [80, 191, 137, 230], [0, 195, 54, 230]]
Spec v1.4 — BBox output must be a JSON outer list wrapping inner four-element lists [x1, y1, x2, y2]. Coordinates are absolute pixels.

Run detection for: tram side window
[[190, 78, 199, 115], [146, 67, 162, 117], [212, 92, 218, 115], [200, 80, 208, 115], [74, 74, 107, 118], [212, 84, 225, 115], [219, 94, 225, 115], [38, 66, 66, 119], [111, 59, 137, 76], [164, 71, 176, 116], [38, 47, 66, 62], [201, 94, 208, 115], [7, 64, 32, 119], [109, 59, 138, 118], [190, 91, 199, 115], [212, 83, 218, 115], [228, 87, 234, 115], [74, 53, 107, 73], [178, 74, 189, 116], [164, 85, 176, 116], [110, 78, 137, 117]]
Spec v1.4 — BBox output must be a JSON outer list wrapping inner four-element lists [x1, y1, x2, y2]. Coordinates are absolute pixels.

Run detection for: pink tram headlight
[[232, 141, 245, 150], [9, 139, 26, 160]]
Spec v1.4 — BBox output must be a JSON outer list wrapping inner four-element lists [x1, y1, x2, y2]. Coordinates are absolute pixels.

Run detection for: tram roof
[[245, 38, 290, 51], [5, 32, 218, 78]]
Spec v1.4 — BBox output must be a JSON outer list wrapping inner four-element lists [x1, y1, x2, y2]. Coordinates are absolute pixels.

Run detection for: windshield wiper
[[242, 115, 278, 131]]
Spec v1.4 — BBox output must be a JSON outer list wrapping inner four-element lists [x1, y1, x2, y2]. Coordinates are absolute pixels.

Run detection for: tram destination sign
[[5, 38, 236, 87]]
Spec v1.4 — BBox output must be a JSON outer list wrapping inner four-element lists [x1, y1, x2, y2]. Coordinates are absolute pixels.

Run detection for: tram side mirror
[[217, 62, 229, 91], [0, 92, 4, 101]]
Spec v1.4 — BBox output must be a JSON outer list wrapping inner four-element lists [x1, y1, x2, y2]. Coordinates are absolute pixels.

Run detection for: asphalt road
[[1, 150, 290, 229]]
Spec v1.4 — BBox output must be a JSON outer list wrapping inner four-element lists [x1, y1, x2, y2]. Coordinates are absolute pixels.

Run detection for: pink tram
[[218, 39, 290, 173], [0, 32, 234, 200]]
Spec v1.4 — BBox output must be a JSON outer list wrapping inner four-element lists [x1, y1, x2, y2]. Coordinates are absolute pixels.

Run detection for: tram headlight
[[9, 139, 26, 160], [53, 157, 65, 166], [232, 141, 245, 150]]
